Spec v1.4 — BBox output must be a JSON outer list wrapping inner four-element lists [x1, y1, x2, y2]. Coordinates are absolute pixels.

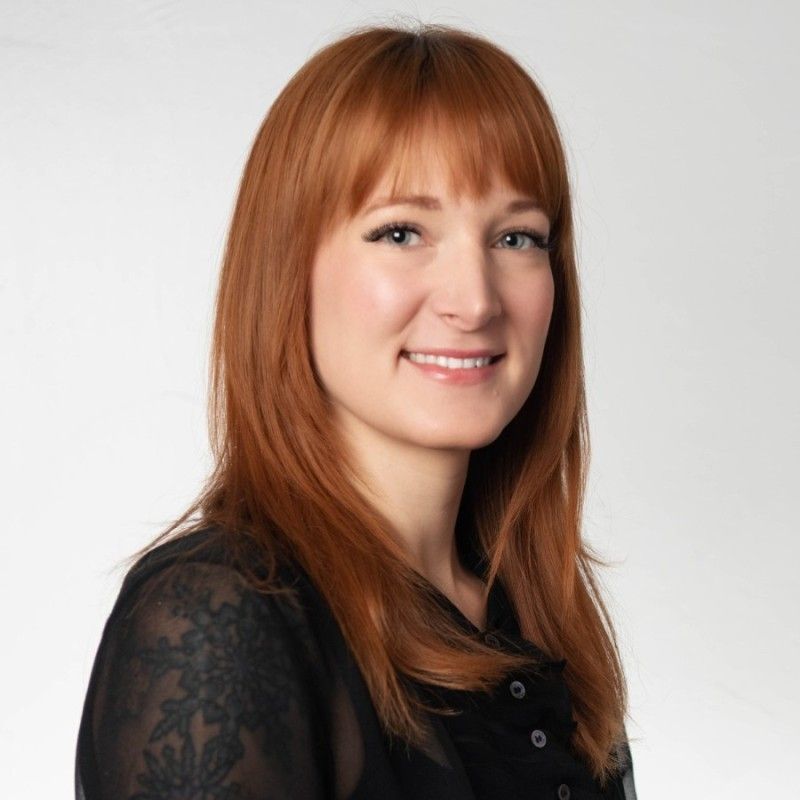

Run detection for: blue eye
[[363, 222, 552, 251]]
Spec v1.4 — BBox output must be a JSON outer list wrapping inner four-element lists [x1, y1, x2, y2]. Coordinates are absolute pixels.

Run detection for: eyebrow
[[363, 194, 545, 215]]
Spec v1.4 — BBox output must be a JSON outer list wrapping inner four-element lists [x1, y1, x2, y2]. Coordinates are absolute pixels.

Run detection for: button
[[557, 784, 571, 800], [530, 728, 547, 748], [484, 632, 501, 647], [509, 680, 526, 699]]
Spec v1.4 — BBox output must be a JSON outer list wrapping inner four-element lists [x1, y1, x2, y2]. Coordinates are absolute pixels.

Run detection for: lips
[[400, 349, 504, 385]]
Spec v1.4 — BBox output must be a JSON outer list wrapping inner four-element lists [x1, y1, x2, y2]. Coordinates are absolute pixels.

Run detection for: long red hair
[[124, 21, 631, 786]]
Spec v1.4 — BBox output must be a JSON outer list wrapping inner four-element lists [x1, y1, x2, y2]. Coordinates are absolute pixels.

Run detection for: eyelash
[[363, 221, 554, 252]]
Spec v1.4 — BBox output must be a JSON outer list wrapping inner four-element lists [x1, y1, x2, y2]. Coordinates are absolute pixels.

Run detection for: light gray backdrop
[[2, 1, 797, 797]]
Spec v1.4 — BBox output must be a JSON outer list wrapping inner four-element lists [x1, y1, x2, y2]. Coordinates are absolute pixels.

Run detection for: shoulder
[[107, 526, 327, 679], [118, 525, 275, 598], [79, 527, 336, 799], [88, 526, 336, 736], [118, 525, 302, 606]]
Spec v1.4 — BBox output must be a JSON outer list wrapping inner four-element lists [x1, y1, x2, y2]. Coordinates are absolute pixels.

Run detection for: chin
[[404, 418, 507, 451]]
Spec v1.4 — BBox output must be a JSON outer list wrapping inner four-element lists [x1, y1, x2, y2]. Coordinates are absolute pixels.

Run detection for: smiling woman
[[75, 19, 637, 800]]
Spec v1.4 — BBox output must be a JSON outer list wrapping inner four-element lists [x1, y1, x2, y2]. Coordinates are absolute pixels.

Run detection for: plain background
[[2, 1, 798, 797]]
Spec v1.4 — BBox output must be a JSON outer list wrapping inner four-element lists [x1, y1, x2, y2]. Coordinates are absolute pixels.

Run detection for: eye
[[362, 222, 554, 252], [496, 228, 553, 252], [362, 222, 422, 247]]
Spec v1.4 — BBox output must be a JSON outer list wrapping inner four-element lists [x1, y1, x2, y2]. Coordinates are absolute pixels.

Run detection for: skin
[[308, 152, 555, 629]]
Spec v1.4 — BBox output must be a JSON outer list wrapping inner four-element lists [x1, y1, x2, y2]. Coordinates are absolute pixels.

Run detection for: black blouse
[[75, 526, 637, 800]]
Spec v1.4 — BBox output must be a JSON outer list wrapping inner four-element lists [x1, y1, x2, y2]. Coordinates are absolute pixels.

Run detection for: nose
[[430, 241, 503, 330]]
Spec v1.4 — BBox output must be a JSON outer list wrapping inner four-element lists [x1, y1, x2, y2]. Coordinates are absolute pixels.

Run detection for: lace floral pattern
[[127, 572, 292, 800], [86, 561, 323, 799]]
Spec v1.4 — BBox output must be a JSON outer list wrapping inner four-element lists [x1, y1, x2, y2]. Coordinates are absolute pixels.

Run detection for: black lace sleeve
[[77, 559, 331, 800]]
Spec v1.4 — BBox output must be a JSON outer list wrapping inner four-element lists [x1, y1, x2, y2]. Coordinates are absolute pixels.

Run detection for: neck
[[337, 413, 471, 594]]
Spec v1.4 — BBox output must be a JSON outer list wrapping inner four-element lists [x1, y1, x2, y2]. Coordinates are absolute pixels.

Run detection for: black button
[[509, 679, 526, 699], [557, 783, 571, 800], [530, 728, 547, 748], [484, 632, 501, 647]]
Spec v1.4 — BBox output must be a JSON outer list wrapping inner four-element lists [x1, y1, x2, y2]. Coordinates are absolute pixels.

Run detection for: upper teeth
[[405, 352, 494, 369]]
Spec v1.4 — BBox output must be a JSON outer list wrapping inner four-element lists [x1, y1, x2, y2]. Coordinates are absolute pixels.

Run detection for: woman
[[76, 21, 637, 800]]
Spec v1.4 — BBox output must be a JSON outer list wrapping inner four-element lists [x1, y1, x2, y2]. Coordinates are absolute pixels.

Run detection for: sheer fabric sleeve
[[81, 560, 331, 800]]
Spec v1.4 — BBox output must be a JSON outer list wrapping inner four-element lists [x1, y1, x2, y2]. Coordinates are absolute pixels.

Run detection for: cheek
[[506, 269, 555, 340], [310, 254, 421, 364], [356, 272, 417, 337]]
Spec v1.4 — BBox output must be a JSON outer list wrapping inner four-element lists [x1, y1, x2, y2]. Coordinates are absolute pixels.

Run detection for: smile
[[400, 350, 505, 385], [405, 352, 495, 369]]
